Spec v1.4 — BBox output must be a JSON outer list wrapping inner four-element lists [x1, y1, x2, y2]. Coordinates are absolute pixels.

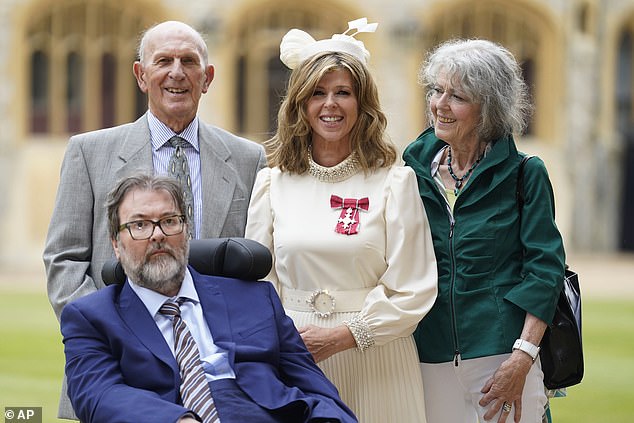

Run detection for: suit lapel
[[193, 271, 236, 359], [114, 114, 154, 181], [198, 124, 237, 237], [117, 282, 179, 375]]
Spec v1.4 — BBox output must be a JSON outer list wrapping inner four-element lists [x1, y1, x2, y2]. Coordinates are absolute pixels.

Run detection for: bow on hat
[[280, 18, 379, 69]]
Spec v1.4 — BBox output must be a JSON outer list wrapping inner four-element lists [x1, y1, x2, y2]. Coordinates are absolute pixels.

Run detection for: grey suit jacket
[[43, 114, 266, 418]]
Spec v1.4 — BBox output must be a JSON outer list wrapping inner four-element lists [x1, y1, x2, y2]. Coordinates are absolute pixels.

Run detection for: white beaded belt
[[281, 287, 372, 318]]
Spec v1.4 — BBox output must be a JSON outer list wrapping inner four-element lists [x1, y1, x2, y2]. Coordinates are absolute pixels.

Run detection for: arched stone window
[[101, 53, 117, 129], [232, 6, 350, 140], [66, 52, 83, 133], [25, 0, 159, 135], [30, 50, 49, 133], [424, 2, 557, 139]]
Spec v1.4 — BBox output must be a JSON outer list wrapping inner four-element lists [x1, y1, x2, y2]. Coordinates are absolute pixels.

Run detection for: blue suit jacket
[[61, 267, 356, 423]]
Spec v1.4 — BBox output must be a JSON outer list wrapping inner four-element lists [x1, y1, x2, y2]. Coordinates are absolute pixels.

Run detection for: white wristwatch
[[513, 339, 540, 362]]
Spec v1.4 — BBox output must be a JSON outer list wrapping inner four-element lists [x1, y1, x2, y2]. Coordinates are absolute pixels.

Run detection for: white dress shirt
[[128, 269, 235, 381]]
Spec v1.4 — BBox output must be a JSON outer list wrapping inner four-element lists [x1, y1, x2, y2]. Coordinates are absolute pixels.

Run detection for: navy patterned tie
[[168, 136, 195, 238], [159, 299, 220, 422]]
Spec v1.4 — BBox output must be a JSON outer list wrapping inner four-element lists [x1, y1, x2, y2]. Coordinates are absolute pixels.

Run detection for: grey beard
[[135, 255, 185, 295], [121, 243, 189, 296]]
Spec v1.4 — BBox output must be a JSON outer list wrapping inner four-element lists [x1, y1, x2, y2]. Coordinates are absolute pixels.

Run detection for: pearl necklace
[[447, 146, 484, 195], [308, 151, 361, 183]]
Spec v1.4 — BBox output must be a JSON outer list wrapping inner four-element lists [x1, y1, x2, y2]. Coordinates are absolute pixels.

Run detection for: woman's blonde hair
[[266, 51, 396, 173]]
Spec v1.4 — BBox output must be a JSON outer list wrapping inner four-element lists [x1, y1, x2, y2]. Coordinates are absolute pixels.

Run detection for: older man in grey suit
[[43, 20, 266, 419]]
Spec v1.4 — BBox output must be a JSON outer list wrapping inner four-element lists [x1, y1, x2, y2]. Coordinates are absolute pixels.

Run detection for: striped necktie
[[159, 299, 220, 422], [168, 136, 195, 238]]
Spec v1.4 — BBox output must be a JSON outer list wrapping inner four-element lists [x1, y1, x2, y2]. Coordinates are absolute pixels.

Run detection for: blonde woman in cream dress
[[246, 20, 438, 422]]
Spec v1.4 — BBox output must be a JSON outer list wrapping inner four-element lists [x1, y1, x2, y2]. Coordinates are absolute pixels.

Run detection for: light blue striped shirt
[[148, 112, 202, 239], [128, 269, 236, 382]]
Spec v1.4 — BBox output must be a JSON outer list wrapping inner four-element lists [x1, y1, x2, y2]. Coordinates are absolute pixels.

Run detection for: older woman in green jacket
[[403, 39, 565, 423]]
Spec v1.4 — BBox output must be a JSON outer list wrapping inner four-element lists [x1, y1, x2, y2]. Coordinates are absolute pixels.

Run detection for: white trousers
[[420, 353, 547, 423]]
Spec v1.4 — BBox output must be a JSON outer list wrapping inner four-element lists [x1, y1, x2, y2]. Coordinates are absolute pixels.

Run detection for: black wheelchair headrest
[[101, 237, 272, 285]]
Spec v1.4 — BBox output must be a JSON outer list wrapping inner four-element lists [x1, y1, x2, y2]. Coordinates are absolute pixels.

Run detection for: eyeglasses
[[118, 215, 186, 240]]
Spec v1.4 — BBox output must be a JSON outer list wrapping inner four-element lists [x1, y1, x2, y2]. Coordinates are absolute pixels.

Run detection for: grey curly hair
[[419, 38, 533, 141]]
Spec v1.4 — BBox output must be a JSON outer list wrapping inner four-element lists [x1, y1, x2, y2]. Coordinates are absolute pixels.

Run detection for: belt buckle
[[306, 289, 336, 318]]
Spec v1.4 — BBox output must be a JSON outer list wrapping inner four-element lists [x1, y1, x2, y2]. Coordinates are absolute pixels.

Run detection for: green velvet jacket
[[403, 127, 565, 364]]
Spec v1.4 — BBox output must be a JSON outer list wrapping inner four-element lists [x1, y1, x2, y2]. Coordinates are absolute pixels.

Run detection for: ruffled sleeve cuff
[[343, 315, 376, 352]]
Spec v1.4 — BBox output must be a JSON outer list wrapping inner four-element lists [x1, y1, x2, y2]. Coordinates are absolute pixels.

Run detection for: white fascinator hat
[[280, 17, 378, 69]]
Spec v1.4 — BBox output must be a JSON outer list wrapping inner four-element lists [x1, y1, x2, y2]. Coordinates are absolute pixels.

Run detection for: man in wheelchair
[[60, 173, 356, 423]]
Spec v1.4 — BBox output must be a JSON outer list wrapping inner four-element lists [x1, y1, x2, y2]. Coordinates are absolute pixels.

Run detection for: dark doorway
[[617, 31, 634, 250]]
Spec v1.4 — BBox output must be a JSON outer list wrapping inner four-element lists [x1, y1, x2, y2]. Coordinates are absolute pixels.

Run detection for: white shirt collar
[[147, 111, 200, 152], [128, 267, 200, 318], [431, 145, 448, 177]]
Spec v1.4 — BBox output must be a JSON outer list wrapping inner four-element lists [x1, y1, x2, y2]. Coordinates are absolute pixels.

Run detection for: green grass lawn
[[549, 299, 634, 423], [0, 289, 64, 422], [1, 288, 633, 422]]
